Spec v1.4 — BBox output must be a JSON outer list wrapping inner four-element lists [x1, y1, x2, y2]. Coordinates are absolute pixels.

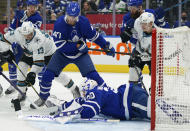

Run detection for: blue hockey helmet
[[127, 0, 143, 6], [66, 2, 80, 17], [26, 0, 39, 5]]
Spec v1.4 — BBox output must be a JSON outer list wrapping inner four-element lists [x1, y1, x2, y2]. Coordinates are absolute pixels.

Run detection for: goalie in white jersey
[[128, 12, 155, 89]]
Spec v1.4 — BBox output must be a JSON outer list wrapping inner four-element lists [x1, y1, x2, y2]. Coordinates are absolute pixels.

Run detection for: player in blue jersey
[[120, 0, 169, 91], [51, 78, 150, 120], [5, 0, 43, 95], [31, 2, 115, 108]]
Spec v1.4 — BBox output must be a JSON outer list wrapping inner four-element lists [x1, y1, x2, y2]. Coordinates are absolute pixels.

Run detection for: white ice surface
[[0, 72, 151, 131]]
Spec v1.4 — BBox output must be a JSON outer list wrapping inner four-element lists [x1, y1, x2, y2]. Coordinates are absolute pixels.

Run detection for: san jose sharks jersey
[[3, 28, 56, 73]]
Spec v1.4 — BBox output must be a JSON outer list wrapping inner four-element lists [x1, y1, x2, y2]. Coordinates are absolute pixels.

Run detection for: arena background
[[0, 0, 189, 73]]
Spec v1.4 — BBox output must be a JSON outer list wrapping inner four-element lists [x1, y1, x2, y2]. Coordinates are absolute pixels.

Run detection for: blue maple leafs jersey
[[73, 84, 149, 120], [80, 85, 127, 120], [9, 10, 42, 30], [63, 83, 150, 120], [52, 15, 108, 59]]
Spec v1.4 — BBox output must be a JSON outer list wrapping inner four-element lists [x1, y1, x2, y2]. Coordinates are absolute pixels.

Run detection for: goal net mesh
[[151, 26, 190, 131]]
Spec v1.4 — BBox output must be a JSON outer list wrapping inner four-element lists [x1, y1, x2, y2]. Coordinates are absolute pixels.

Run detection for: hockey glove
[[77, 40, 88, 53], [120, 27, 132, 43], [25, 72, 36, 86], [104, 41, 115, 57], [1, 50, 15, 64], [129, 55, 142, 68]]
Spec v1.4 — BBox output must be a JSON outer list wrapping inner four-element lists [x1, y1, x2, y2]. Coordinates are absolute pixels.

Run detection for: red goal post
[[151, 26, 190, 131]]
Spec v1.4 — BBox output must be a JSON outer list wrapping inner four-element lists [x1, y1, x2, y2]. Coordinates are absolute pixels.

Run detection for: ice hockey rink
[[0, 71, 151, 131]]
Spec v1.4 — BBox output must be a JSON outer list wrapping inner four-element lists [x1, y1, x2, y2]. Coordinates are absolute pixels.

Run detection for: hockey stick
[[88, 48, 131, 55], [66, 118, 120, 123], [126, 41, 148, 94], [24, 115, 120, 124], [12, 60, 48, 108], [88, 47, 150, 58], [0, 71, 38, 109]]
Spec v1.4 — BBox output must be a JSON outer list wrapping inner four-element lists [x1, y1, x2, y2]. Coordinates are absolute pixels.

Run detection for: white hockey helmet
[[139, 12, 155, 24], [20, 21, 34, 35], [80, 78, 98, 95]]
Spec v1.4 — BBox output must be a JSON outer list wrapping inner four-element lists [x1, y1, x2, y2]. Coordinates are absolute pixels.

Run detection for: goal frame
[[151, 27, 190, 131]]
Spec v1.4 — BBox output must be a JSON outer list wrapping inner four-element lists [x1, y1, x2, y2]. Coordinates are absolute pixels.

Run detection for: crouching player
[[51, 79, 150, 120]]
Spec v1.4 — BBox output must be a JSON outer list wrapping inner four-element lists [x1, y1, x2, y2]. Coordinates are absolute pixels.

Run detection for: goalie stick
[[24, 115, 120, 124], [24, 106, 120, 124]]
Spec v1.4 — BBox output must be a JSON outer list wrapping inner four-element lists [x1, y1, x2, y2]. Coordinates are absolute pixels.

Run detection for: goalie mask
[[80, 78, 98, 96]]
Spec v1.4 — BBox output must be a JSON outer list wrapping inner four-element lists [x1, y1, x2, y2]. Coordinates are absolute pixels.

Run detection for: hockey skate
[[5, 85, 16, 95], [11, 92, 26, 108], [11, 87, 27, 107], [30, 98, 46, 109], [5, 80, 17, 95], [71, 86, 81, 98]]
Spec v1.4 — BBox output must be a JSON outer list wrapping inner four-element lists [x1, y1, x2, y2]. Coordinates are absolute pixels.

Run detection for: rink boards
[[1, 36, 150, 74]]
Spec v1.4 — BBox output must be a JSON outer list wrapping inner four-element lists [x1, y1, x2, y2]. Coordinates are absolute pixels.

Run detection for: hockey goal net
[[151, 26, 190, 131]]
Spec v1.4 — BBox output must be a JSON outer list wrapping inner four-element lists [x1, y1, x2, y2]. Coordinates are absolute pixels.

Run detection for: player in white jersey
[[1, 21, 80, 103], [2, 21, 56, 101], [128, 12, 155, 89]]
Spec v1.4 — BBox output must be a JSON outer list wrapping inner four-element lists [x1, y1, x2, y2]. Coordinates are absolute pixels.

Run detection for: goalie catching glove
[[25, 72, 36, 86]]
